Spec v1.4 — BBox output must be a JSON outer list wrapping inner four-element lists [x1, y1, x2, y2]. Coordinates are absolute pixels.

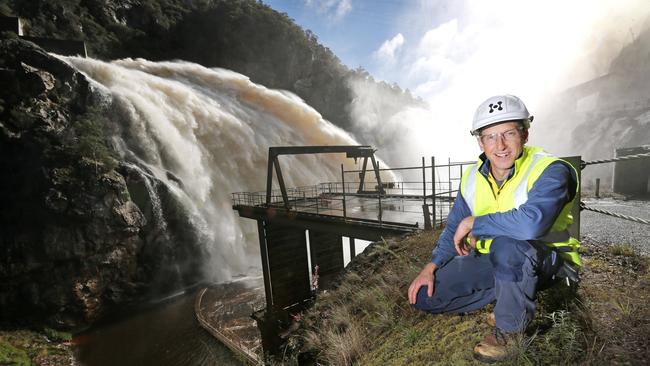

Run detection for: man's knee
[[489, 237, 531, 282], [413, 286, 442, 313]]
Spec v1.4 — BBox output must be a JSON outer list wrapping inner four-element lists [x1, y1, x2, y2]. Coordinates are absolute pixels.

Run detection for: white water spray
[[350, 0, 650, 168], [62, 57, 367, 283]]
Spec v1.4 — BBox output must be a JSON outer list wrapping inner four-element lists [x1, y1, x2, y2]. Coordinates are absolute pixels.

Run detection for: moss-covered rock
[[0, 340, 30, 366], [0, 35, 145, 330], [0, 329, 74, 366], [0, 34, 210, 332]]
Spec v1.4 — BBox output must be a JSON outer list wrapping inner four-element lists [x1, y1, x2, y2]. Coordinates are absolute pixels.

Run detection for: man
[[407, 94, 581, 363]]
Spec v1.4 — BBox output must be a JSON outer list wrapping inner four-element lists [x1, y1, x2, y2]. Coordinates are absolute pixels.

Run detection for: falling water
[[121, 162, 169, 232], [61, 56, 367, 283]]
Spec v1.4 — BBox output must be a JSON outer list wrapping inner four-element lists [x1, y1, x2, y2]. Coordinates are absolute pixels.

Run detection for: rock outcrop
[[0, 35, 203, 329]]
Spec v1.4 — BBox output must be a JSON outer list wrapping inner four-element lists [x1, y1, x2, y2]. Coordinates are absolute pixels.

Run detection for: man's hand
[[408, 262, 437, 304], [453, 216, 476, 256]]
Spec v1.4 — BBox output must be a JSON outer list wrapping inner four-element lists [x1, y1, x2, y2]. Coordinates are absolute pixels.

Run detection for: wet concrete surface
[[580, 198, 650, 255], [196, 277, 265, 364], [282, 195, 453, 228]]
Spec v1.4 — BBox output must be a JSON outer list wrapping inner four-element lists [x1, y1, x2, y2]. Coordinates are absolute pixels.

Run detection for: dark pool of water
[[74, 290, 243, 366]]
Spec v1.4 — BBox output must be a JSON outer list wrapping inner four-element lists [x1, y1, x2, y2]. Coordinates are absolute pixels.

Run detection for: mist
[[62, 57, 371, 283], [347, 0, 650, 183]]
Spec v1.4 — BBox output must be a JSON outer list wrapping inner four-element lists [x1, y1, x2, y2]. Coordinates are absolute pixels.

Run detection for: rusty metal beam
[[269, 145, 374, 157], [264, 223, 311, 310], [308, 231, 343, 290], [235, 205, 416, 242], [257, 220, 273, 308], [371, 155, 384, 195], [266, 153, 274, 205], [266, 146, 379, 207], [273, 157, 290, 210], [349, 238, 356, 260], [358, 156, 368, 193]]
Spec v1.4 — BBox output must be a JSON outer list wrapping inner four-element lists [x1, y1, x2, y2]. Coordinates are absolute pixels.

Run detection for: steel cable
[[580, 201, 650, 225], [581, 152, 650, 169]]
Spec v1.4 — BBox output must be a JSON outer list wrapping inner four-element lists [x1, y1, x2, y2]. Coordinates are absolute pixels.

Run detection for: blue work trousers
[[414, 237, 552, 332]]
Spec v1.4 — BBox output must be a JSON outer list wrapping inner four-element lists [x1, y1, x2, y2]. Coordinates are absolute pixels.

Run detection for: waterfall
[[121, 162, 169, 232], [61, 56, 365, 283]]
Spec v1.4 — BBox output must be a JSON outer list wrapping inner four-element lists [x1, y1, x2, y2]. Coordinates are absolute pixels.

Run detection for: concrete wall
[[309, 230, 344, 290], [22, 36, 87, 57], [1, 16, 86, 57], [614, 146, 650, 197], [262, 222, 311, 310], [0, 16, 22, 35]]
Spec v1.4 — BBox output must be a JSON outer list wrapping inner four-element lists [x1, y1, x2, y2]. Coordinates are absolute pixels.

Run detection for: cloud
[[305, 0, 352, 21], [373, 33, 405, 63], [391, 0, 650, 103], [349, 0, 650, 164]]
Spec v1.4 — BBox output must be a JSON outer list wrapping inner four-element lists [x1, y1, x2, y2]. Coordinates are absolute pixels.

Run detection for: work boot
[[473, 327, 522, 363], [486, 312, 495, 327]]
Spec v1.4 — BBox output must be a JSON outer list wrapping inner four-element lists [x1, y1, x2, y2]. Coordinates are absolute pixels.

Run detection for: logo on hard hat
[[488, 101, 503, 113]]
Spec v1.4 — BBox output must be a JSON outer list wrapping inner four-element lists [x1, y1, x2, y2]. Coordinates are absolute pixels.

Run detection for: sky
[[263, 0, 650, 161], [264, 0, 649, 96], [263, 0, 422, 72]]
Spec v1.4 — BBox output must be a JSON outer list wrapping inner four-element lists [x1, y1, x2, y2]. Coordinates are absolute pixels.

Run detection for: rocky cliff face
[[569, 25, 650, 188], [0, 35, 203, 329]]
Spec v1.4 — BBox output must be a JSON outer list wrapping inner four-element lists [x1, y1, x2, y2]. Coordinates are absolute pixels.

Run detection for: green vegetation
[[35, 104, 118, 194], [276, 231, 650, 365], [0, 340, 29, 366], [0, 329, 73, 366], [68, 106, 118, 173], [43, 327, 72, 342]]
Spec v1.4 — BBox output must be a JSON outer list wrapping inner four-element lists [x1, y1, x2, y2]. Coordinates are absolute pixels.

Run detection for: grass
[[0, 329, 74, 366], [0, 340, 30, 366], [278, 231, 650, 365], [43, 327, 72, 343], [612, 298, 635, 318], [609, 243, 636, 257]]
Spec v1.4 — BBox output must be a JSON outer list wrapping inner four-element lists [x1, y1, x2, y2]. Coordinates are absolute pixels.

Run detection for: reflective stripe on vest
[[464, 165, 478, 214], [459, 146, 581, 267], [512, 151, 551, 209], [464, 149, 553, 215], [510, 151, 572, 243]]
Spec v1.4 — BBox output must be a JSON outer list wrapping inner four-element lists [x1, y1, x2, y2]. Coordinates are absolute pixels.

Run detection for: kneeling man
[[408, 94, 581, 363]]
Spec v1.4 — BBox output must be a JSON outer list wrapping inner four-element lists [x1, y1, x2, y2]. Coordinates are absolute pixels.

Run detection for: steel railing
[[232, 158, 475, 228]]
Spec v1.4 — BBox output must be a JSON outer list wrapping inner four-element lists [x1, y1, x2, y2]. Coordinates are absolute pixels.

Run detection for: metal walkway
[[233, 189, 454, 232], [227, 146, 473, 358]]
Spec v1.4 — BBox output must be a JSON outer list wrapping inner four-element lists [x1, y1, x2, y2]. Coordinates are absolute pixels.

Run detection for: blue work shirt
[[431, 154, 577, 269]]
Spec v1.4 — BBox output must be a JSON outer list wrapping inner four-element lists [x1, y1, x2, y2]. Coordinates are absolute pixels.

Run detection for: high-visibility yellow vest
[[460, 146, 582, 267]]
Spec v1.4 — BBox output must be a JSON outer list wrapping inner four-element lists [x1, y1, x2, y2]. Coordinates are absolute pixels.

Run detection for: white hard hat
[[471, 95, 533, 135]]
